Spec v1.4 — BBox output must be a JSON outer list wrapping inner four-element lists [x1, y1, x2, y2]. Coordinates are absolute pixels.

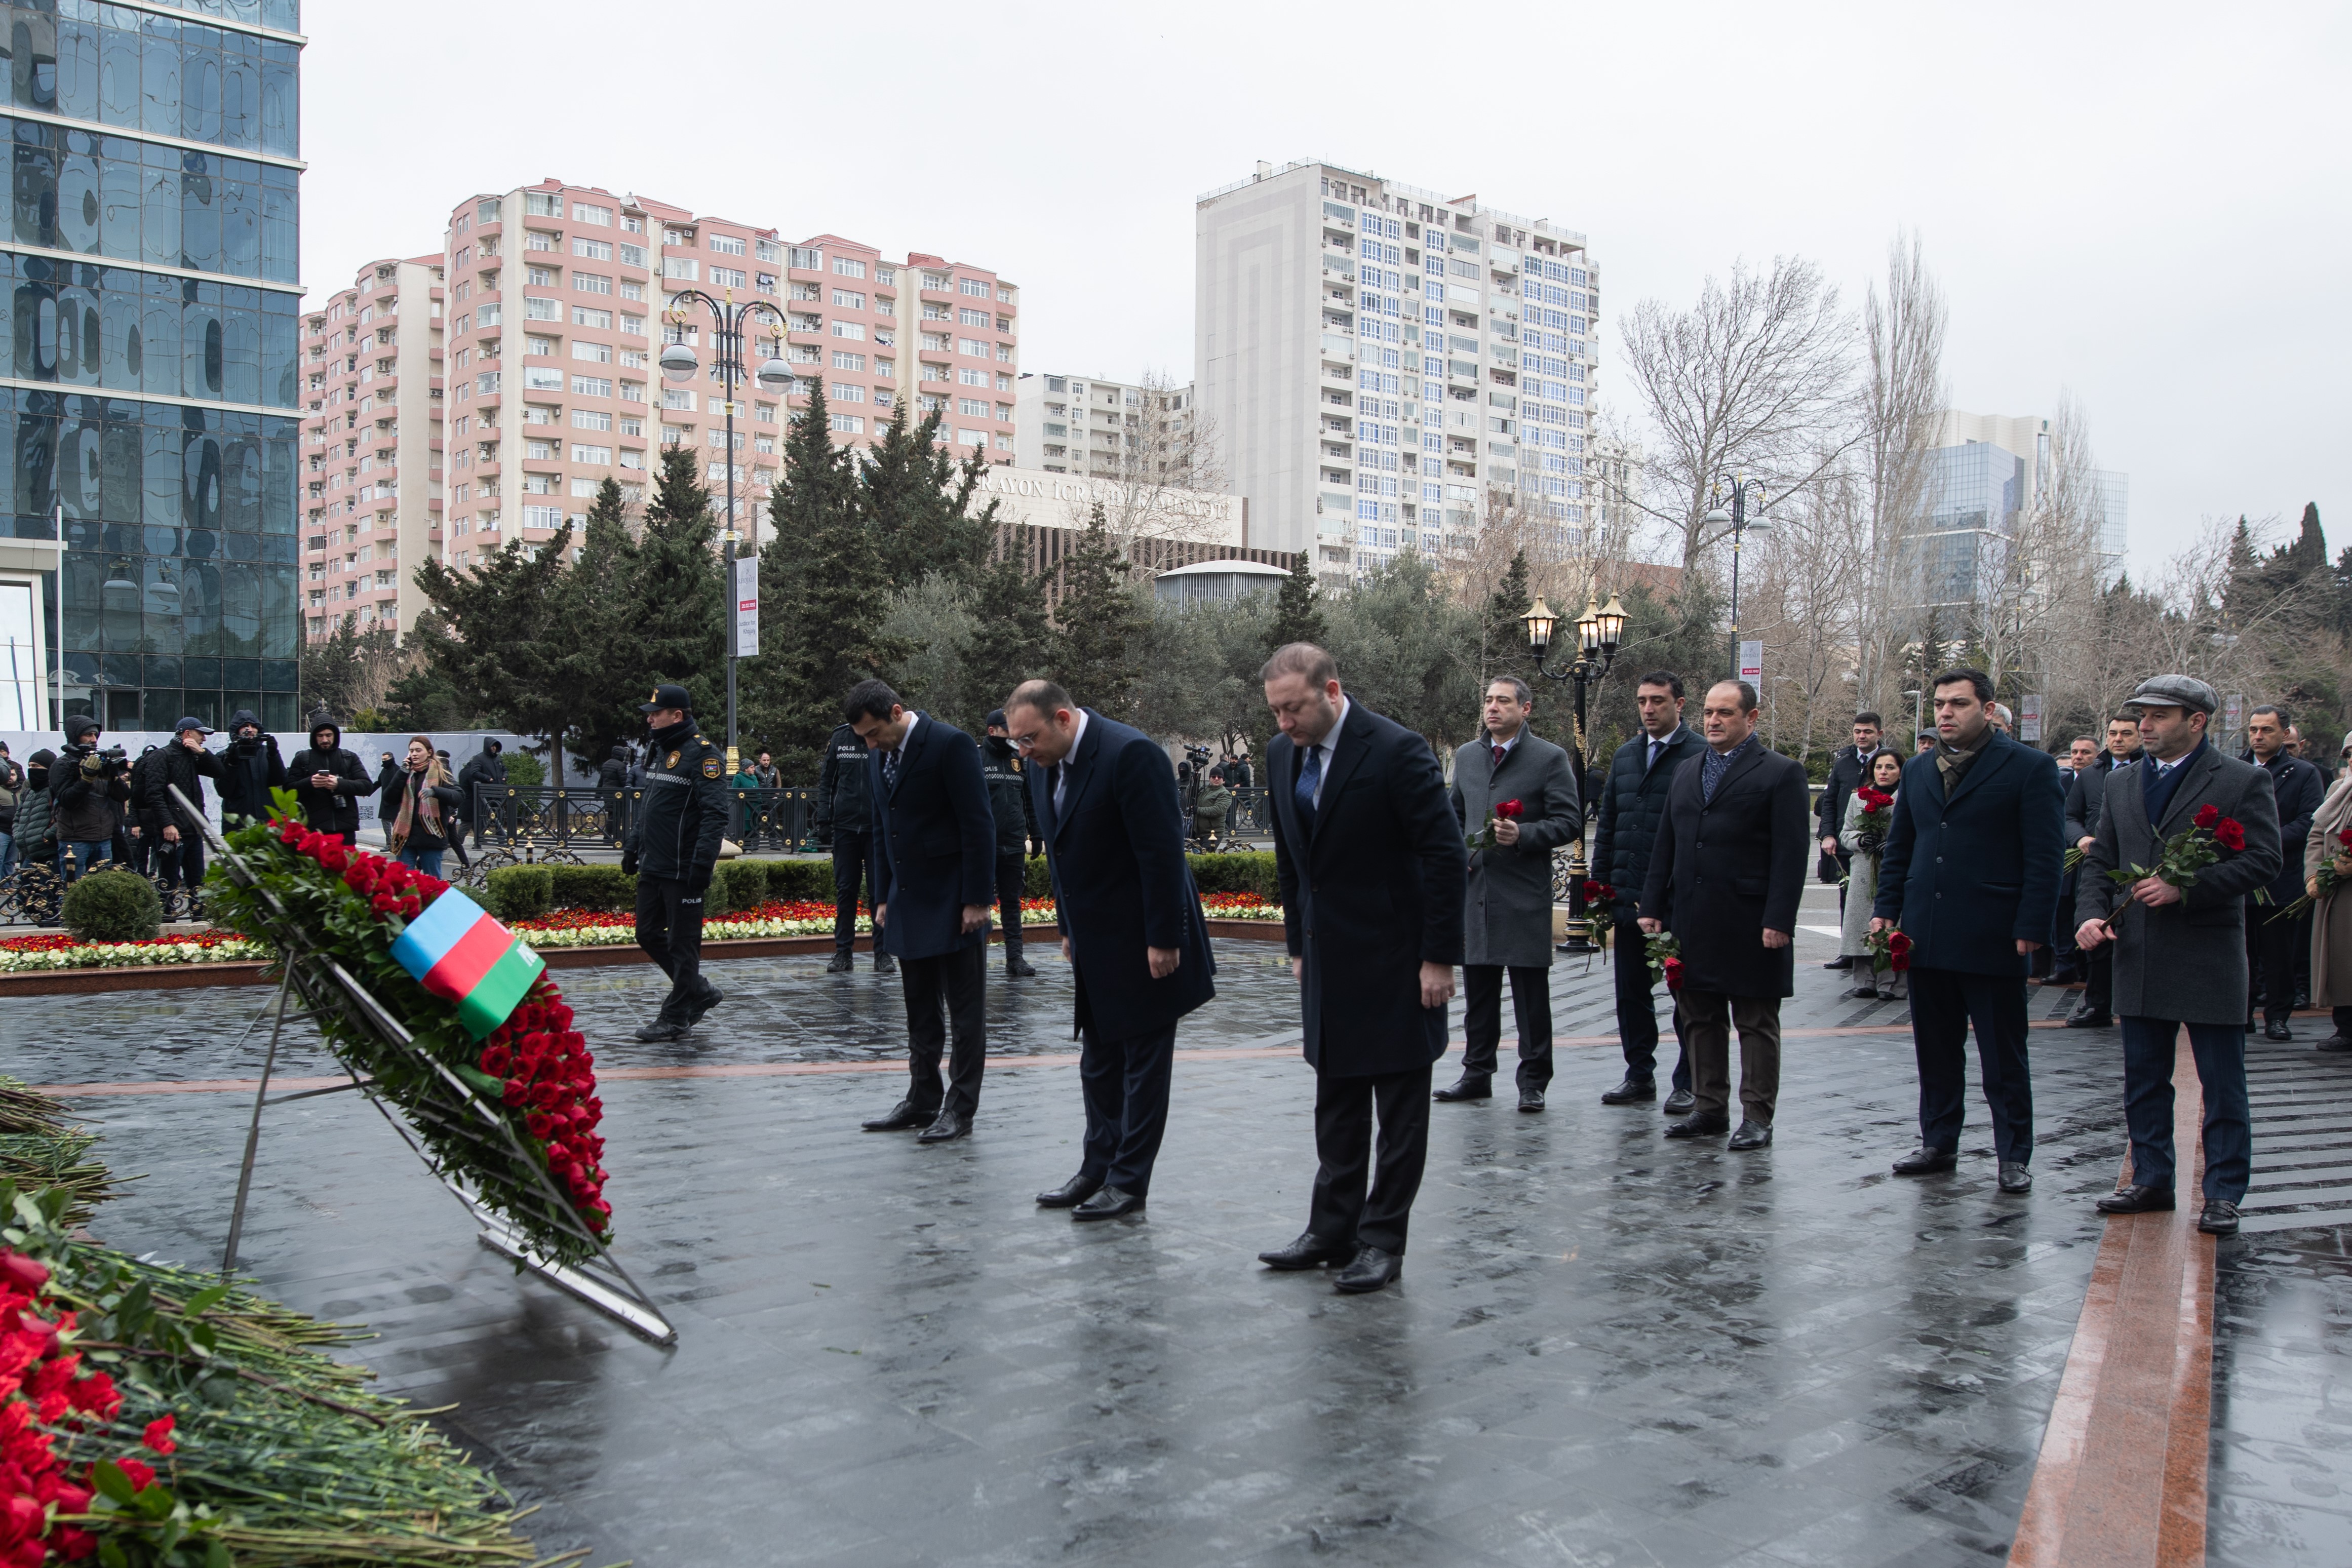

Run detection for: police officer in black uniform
[[621, 684, 729, 1042], [981, 709, 1040, 978], [816, 714, 894, 975]]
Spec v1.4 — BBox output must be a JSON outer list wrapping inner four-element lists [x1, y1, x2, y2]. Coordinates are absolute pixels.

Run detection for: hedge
[[1187, 850, 1278, 899], [479, 865, 553, 923], [61, 867, 164, 943]]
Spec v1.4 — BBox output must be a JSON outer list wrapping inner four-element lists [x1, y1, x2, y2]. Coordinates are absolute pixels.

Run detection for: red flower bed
[[0, 930, 252, 956]]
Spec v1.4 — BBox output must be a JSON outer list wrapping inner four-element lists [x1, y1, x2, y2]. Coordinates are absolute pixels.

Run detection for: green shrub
[[1187, 850, 1278, 899], [761, 858, 836, 903], [62, 868, 163, 943], [546, 864, 635, 910], [481, 865, 553, 922], [1024, 855, 1052, 898], [501, 751, 545, 789], [714, 859, 770, 918]]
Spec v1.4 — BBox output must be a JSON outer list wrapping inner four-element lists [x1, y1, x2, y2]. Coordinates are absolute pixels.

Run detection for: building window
[[830, 414, 865, 434], [831, 382, 866, 403], [663, 258, 699, 281], [573, 407, 613, 429], [957, 367, 986, 386], [834, 290, 865, 309], [709, 234, 747, 255], [958, 279, 991, 297], [571, 445, 612, 464]]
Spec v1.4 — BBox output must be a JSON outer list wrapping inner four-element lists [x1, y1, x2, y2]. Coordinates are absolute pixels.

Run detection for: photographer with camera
[[52, 717, 131, 883], [140, 718, 223, 895], [216, 710, 286, 826]]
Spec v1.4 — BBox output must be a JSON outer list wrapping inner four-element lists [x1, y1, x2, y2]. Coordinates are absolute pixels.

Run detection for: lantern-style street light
[[1523, 587, 1626, 952]]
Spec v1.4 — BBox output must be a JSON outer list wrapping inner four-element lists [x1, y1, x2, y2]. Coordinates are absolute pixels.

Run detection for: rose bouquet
[[1851, 787, 1895, 856], [1467, 798, 1523, 852], [1644, 930, 1684, 991], [1864, 924, 1912, 977], [2268, 826, 2352, 924], [204, 791, 611, 1266], [2106, 802, 2247, 899]]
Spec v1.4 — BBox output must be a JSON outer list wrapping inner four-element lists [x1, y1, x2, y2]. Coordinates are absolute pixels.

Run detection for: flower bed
[[1201, 891, 1282, 921], [510, 896, 1067, 948], [0, 930, 269, 974]]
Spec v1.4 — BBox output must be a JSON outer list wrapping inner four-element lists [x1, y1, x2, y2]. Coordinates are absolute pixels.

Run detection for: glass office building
[[1909, 440, 2024, 610], [0, 0, 304, 732]]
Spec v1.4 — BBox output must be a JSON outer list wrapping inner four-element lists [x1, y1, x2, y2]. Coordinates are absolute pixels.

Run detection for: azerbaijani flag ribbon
[[388, 889, 545, 1040]]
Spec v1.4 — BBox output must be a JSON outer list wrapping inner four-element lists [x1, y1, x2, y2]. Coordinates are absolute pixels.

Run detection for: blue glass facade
[[0, 0, 299, 730], [1909, 440, 2023, 610]]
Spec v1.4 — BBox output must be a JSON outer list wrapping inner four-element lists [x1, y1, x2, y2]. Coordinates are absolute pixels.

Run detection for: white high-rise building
[[1013, 373, 1196, 479], [1196, 160, 1596, 587]]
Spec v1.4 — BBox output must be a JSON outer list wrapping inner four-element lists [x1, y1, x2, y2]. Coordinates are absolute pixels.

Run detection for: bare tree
[[1617, 257, 1859, 575], [1974, 391, 2111, 709], [1853, 231, 1947, 723], [1063, 368, 1231, 554]]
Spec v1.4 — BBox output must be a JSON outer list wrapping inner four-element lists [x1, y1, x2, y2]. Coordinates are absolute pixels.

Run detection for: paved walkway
[[7, 886, 2344, 1566]]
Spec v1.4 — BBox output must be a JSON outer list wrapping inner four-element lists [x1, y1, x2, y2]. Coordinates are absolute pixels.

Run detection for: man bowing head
[[1008, 680, 1217, 1221], [1255, 643, 1467, 1295]]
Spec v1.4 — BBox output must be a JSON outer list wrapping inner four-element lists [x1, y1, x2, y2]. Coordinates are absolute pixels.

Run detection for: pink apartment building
[[303, 178, 1022, 640]]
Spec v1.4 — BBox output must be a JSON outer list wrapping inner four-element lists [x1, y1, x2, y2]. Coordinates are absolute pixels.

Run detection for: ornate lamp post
[[1523, 587, 1627, 953], [1702, 478, 1771, 675], [656, 292, 793, 773]]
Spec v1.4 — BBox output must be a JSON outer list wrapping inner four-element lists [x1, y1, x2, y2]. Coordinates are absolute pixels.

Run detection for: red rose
[[400, 895, 422, 916], [502, 1079, 527, 1106], [1496, 799, 1524, 819], [141, 1416, 176, 1456], [1583, 879, 1614, 904], [480, 1045, 512, 1076], [1662, 956, 1686, 992], [525, 1112, 553, 1139], [0, 1251, 50, 1292], [2338, 829, 2352, 848], [112, 1457, 155, 1492], [2194, 803, 2220, 830], [370, 892, 401, 915], [2215, 817, 2246, 851]]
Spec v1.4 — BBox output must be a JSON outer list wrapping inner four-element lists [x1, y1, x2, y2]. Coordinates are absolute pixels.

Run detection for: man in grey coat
[[1439, 676, 1581, 1111], [2076, 674, 2282, 1237]]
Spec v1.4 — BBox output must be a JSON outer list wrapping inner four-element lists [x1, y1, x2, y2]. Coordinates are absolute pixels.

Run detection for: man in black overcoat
[[1591, 671, 1706, 1110], [1872, 669, 2064, 1191], [2243, 704, 2323, 1040], [1009, 680, 1216, 1220], [1638, 680, 1809, 1149], [1255, 643, 1466, 1295]]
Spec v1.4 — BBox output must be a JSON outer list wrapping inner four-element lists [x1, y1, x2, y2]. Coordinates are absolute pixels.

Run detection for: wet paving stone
[[6, 933, 2159, 1566]]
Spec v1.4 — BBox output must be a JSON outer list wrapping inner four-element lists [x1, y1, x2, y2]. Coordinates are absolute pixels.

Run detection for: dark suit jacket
[[1872, 732, 2066, 975], [867, 713, 995, 960], [1638, 742, 1809, 998], [1268, 701, 1466, 1077], [2246, 751, 2325, 907], [1031, 711, 1217, 1042]]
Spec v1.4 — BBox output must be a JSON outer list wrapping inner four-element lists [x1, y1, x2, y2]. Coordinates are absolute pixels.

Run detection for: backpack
[[130, 747, 169, 814]]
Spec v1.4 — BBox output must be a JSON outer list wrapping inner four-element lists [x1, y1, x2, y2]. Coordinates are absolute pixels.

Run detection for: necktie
[[1055, 760, 1071, 812], [1648, 739, 1662, 771], [1295, 743, 1324, 833], [1492, 743, 1506, 771], [883, 747, 901, 794]]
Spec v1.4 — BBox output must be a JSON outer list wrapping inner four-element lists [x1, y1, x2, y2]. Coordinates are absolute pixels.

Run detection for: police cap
[[639, 683, 694, 715]]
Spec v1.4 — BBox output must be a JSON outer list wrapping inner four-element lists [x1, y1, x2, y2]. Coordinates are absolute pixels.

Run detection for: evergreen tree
[[1050, 504, 1147, 717], [557, 477, 646, 765], [630, 447, 726, 725], [1479, 548, 1535, 690], [759, 383, 852, 617], [300, 612, 367, 718], [964, 544, 1054, 717], [860, 402, 996, 590], [410, 525, 576, 769], [1266, 548, 1327, 651], [380, 613, 474, 730]]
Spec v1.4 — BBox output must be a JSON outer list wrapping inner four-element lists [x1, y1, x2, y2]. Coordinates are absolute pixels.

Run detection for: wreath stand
[[178, 788, 677, 1346]]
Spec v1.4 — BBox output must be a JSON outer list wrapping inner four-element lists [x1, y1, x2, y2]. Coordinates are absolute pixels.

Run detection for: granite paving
[[2, 889, 2172, 1566]]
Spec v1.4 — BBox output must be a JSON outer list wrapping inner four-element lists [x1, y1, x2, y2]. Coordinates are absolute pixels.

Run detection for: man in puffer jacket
[[287, 712, 376, 843], [216, 710, 286, 825], [13, 750, 57, 872], [140, 718, 223, 894], [52, 717, 131, 880]]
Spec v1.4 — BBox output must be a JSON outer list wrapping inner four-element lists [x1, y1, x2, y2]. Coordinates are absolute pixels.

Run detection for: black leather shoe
[[861, 1100, 929, 1132], [633, 1018, 686, 1043], [1662, 1087, 1696, 1115], [2065, 1006, 2113, 1028], [1006, 955, 1039, 978], [1877, 989, 1902, 1003], [2096, 1183, 2176, 1214], [1331, 1246, 1402, 1294], [1600, 1077, 1656, 1105], [1823, 956, 1854, 970], [1258, 1233, 1352, 1270], [1071, 1185, 1144, 1221], [1664, 1115, 1730, 1139], [1892, 1146, 1956, 1175], [1433, 1076, 1493, 1102], [917, 1110, 971, 1143], [2198, 1199, 2241, 1235], [1727, 1119, 1773, 1150], [685, 985, 723, 1025], [1519, 1088, 1545, 1113], [872, 952, 897, 974], [825, 951, 854, 974], [2320, 1034, 2352, 1053], [1848, 983, 1883, 999], [1998, 1162, 2033, 1194], [2264, 1019, 2293, 1042], [1036, 1173, 1102, 1208]]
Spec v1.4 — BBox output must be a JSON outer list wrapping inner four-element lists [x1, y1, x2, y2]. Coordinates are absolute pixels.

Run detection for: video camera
[[1182, 742, 1212, 768], [80, 743, 130, 779]]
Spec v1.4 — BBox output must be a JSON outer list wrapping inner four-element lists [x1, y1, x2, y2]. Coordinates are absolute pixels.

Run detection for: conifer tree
[[1049, 504, 1146, 717], [558, 477, 647, 764], [630, 446, 726, 722], [410, 523, 576, 768], [860, 401, 996, 589], [965, 542, 1054, 717], [1267, 548, 1327, 651], [1480, 548, 1535, 688]]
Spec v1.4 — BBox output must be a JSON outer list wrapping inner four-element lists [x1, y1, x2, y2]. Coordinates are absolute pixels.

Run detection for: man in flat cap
[[2075, 675, 2281, 1236]]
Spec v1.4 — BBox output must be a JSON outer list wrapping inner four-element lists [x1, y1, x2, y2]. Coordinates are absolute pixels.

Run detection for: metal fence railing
[[0, 852, 206, 928], [460, 785, 822, 875]]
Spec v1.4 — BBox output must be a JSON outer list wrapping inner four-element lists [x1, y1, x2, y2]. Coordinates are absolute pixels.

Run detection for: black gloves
[[683, 866, 713, 893], [619, 851, 638, 876]]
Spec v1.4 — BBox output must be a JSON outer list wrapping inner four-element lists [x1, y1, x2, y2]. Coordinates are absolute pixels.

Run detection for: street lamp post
[[1702, 479, 1770, 677], [658, 291, 793, 773], [1522, 589, 1627, 954]]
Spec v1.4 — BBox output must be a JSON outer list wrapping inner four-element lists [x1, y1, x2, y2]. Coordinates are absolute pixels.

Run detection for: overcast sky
[[304, 1, 2347, 576]]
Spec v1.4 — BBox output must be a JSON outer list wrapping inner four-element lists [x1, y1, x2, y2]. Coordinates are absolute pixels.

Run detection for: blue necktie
[[883, 748, 900, 794], [1295, 743, 1323, 834]]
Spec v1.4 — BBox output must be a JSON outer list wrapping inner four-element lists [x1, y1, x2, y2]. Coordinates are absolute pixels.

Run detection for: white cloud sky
[[304, 0, 2349, 574]]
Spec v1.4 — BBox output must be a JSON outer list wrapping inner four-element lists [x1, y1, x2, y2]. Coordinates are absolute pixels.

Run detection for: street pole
[[51, 499, 62, 731], [720, 325, 738, 775], [1727, 481, 1744, 676]]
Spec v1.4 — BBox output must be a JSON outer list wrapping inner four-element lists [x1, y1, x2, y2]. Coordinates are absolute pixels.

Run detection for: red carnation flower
[[2194, 803, 2220, 830], [141, 1416, 176, 1455]]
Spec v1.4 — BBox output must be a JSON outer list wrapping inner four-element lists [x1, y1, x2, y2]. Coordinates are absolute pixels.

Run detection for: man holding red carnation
[[1872, 668, 2064, 1194], [2076, 674, 2282, 1237]]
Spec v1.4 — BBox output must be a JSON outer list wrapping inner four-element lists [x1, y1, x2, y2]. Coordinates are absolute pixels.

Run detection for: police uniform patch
[[701, 756, 723, 779], [665, 751, 680, 768]]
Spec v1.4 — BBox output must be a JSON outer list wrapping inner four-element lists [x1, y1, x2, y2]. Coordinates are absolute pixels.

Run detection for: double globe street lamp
[[658, 291, 794, 771], [1522, 587, 1627, 953], [1701, 478, 1771, 676]]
